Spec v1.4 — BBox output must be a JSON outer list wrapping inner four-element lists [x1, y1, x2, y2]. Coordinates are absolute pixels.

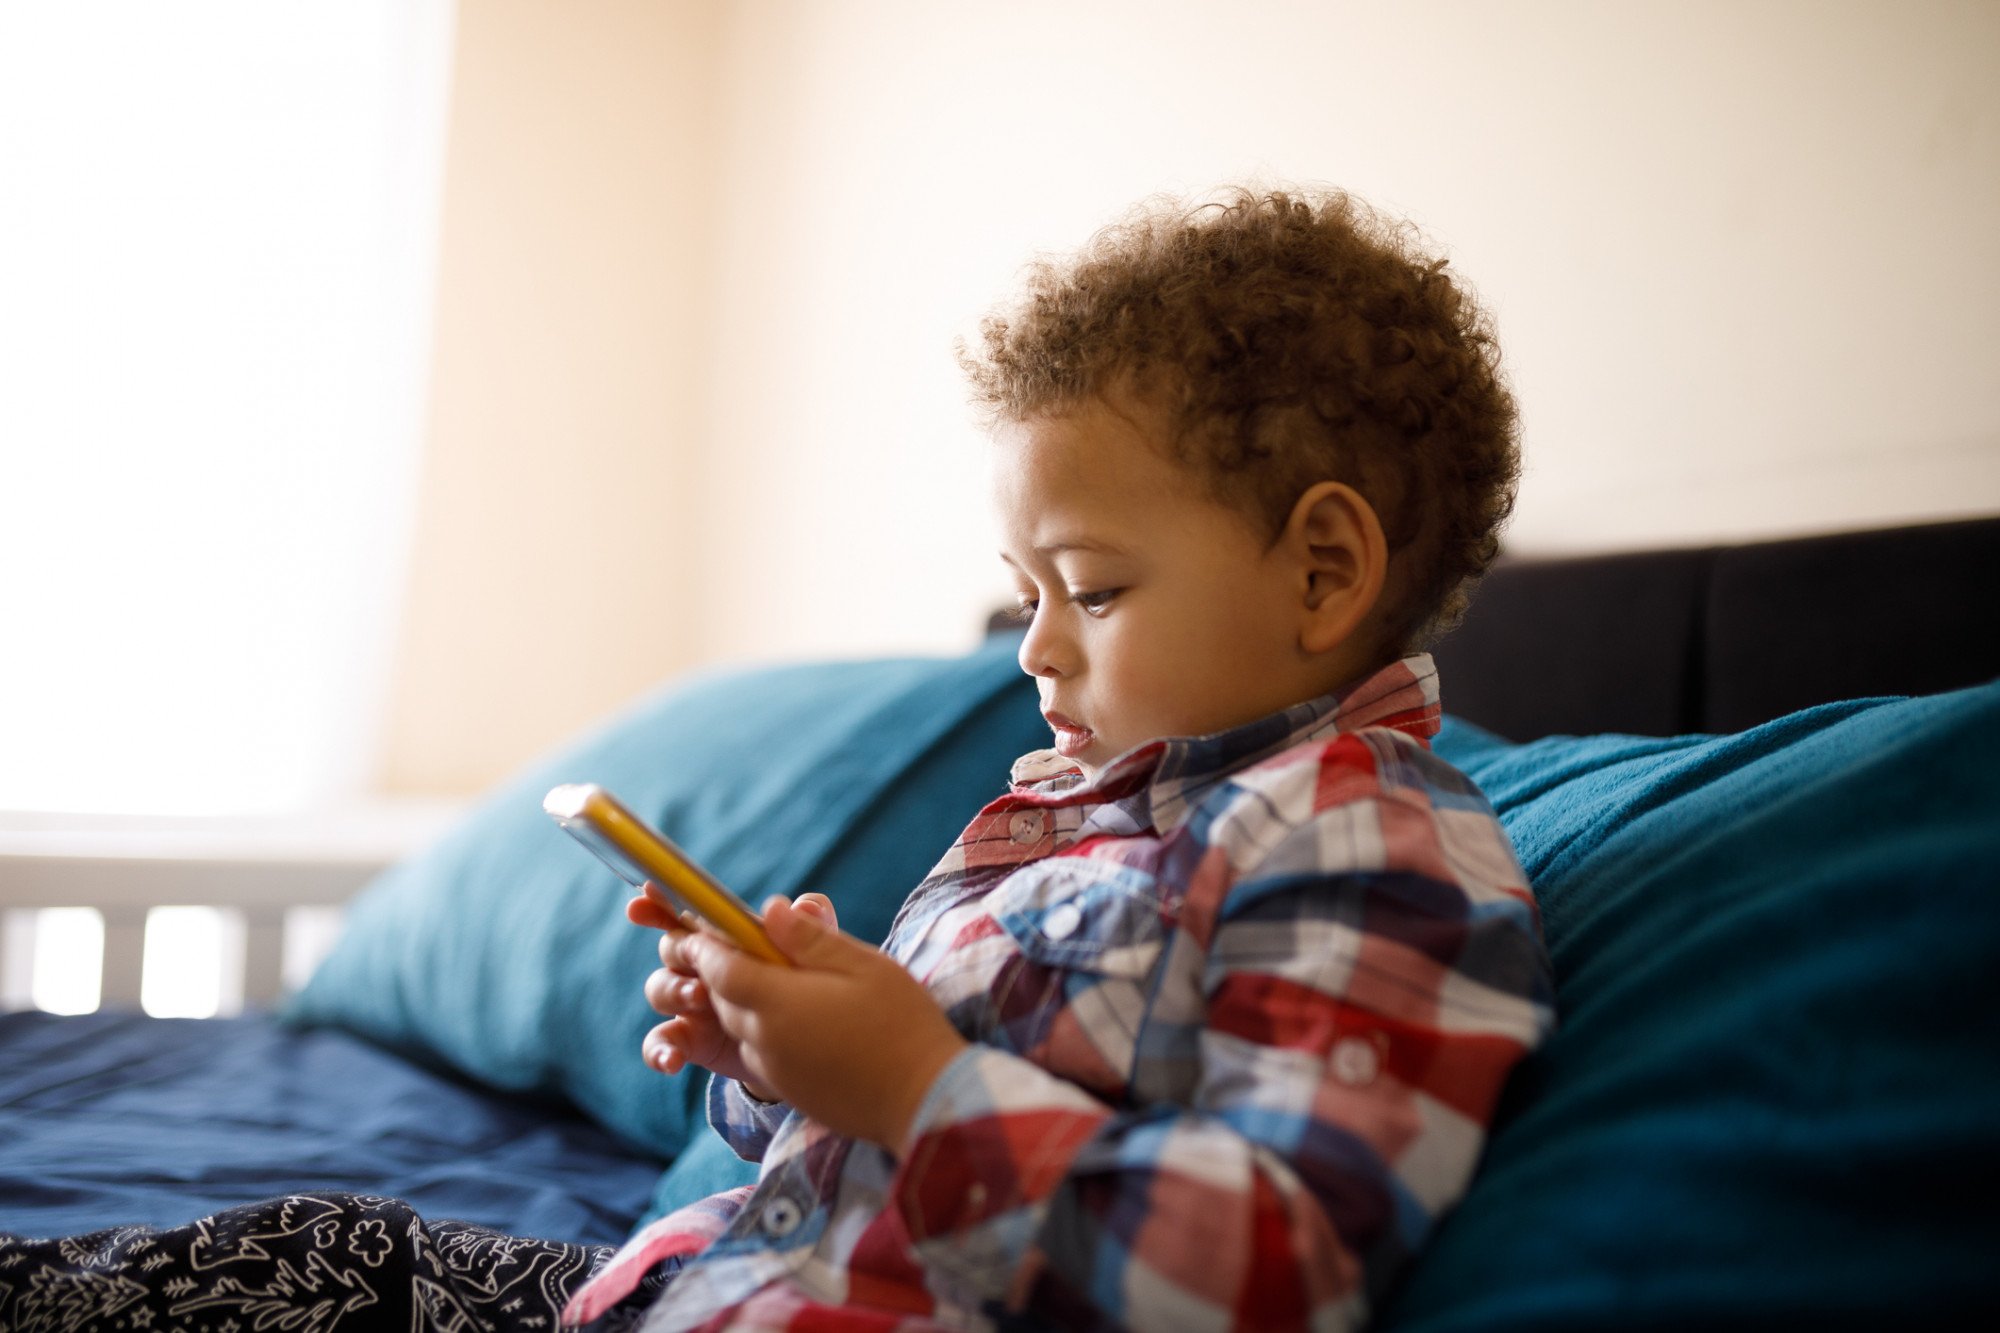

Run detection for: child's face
[[992, 397, 1329, 780]]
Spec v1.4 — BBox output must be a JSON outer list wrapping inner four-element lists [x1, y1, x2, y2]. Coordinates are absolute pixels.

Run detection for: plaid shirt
[[568, 654, 1555, 1332]]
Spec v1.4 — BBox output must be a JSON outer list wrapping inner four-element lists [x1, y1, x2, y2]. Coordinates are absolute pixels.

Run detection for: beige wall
[[379, 0, 722, 794], [381, 0, 2000, 796]]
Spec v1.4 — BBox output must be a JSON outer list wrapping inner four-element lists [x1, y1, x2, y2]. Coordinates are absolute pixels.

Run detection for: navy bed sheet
[[0, 1010, 664, 1245]]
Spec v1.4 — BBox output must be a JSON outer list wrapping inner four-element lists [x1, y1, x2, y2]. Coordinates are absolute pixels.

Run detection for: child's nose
[[1016, 611, 1071, 679]]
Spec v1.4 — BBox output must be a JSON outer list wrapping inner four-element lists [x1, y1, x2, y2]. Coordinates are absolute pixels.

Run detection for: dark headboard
[[1431, 515, 2000, 740]]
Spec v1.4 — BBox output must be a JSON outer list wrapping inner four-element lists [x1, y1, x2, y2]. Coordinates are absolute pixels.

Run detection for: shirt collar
[[1006, 653, 1441, 834]]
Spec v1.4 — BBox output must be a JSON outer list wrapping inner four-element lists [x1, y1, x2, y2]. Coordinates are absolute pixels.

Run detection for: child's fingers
[[793, 892, 838, 932], [627, 882, 694, 932], [632, 881, 706, 931], [626, 894, 676, 930], [657, 927, 700, 974], [690, 901, 857, 1005], [644, 965, 710, 1017], [641, 1020, 687, 1075], [761, 895, 864, 970], [643, 967, 676, 1016], [683, 933, 777, 1011], [643, 1017, 720, 1077]]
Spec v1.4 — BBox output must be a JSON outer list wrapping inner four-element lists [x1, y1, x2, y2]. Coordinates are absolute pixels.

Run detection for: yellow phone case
[[543, 783, 789, 966]]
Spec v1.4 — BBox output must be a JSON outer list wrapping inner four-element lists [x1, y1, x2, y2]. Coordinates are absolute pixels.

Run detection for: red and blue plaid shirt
[[568, 654, 1555, 1331]]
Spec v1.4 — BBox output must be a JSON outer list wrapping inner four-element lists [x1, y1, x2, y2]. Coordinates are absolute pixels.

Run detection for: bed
[[4, 515, 1998, 1328]]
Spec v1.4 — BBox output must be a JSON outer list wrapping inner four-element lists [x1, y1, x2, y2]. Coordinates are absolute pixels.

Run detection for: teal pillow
[[287, 635, 1046, 1159], [1380, 681, 2000, 1329]]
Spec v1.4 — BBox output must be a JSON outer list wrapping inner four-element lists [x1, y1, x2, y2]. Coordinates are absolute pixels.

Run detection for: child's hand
[[628, 883, 837, 1103], [681, 895, 969, 1151]]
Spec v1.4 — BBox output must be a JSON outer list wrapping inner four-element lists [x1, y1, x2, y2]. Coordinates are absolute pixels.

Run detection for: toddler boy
[[580, 187, 1556, 1332]]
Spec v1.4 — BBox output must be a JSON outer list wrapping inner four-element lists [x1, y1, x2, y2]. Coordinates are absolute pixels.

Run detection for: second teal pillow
[[1383, 682, 2000, 1329]]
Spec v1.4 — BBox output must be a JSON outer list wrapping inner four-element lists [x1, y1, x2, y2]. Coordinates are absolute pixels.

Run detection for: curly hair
[[961, 187, 1520, 653]]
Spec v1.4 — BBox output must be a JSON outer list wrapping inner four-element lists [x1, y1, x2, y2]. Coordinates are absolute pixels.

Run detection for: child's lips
[[1043, 709, 1093, 757]]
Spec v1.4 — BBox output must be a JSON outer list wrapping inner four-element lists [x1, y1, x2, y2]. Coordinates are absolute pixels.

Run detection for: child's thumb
[[793, 891, 839, 932], [764, 895, 848, 967]]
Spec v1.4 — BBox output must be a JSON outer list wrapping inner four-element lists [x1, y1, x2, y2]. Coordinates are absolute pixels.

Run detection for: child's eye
[[1007, 597, 1039, 624], [1073, 588, 1120, 615]]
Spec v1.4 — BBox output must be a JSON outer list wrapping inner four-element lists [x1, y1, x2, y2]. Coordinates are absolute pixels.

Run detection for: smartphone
[[543, 783, 788, 966]]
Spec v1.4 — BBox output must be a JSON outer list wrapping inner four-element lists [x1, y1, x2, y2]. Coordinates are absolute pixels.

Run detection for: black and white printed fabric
[[0, 1192, 665, 1333]]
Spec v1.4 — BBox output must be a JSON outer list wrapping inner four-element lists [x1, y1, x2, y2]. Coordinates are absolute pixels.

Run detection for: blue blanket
[[0, 1010, 663, 1245]]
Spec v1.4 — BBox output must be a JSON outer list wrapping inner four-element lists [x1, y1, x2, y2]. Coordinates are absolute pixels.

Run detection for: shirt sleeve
[[561, 1185, 756, 1328], [706, 1071, 794, 1162], [887, 802, 1557, 1331]]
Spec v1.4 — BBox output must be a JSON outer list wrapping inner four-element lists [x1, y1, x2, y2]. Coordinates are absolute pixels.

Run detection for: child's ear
[[1284, 481, 1388, 656]]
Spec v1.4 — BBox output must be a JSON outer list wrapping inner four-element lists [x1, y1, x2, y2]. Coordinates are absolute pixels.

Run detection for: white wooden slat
[[1, 909, 37, 1009], [241, 910, 288, 1009], [99, 907, 148, 1009]]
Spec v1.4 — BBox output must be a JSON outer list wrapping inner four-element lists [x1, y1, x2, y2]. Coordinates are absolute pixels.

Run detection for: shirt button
[[1331, 1035, 1382, 1087], [1008, 810, 1045, 844], [1042, 902, 1083, 941], [760, 1198, 804, 1238]]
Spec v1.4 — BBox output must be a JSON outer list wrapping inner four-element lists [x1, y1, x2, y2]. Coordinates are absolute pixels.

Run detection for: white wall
[[385, 0, 2000, 794], [689, 0, 2000, 668], [376, 0, 723, 794]]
